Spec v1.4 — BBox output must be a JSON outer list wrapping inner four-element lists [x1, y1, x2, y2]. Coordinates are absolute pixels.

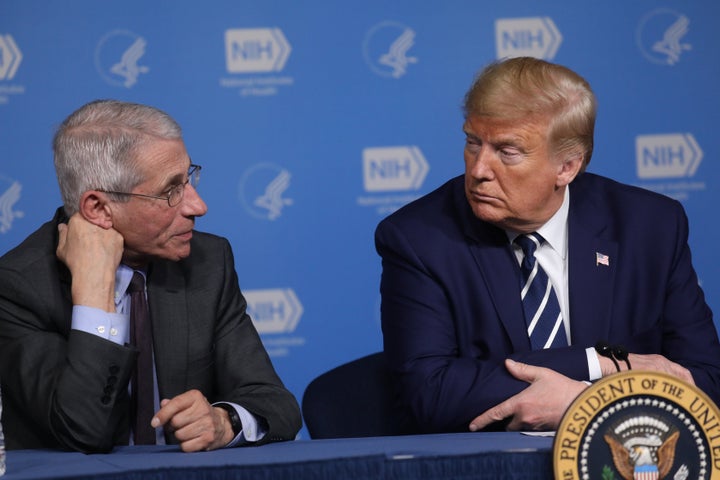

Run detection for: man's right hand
[[468, 359, 588, 432], [57, 213, 124, 312]]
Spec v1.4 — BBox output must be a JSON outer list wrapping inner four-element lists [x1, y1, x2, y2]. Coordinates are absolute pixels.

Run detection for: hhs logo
[[636, 133, 702, 179], [636, 9, 691, 65], [362, 21, 418, 79], [0, 34, 22, 80], [238, 163, 293, 220], [495, 17, 562, 60], [363, 146, 429, 192], [0, 178, 24, 233], [245, 289, 303, 334], [94, 30, 149, 88], [225, 28, 291, 73]]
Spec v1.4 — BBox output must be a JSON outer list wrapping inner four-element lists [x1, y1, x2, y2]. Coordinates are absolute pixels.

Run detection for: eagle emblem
[[604, 416, 680, 480]]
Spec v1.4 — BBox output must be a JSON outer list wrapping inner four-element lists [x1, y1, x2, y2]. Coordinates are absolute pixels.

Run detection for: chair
[[301, 351, 403, 439]]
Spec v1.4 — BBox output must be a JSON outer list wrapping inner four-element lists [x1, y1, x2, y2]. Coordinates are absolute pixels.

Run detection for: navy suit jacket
[[375, 173, 720, 433]]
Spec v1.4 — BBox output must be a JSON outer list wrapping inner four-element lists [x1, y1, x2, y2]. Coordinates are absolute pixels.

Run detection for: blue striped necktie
[[515, 233, 568, 349]]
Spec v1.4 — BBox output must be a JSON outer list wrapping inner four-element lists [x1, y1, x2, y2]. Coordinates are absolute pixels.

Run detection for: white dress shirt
[[505, 188, 602, 381]]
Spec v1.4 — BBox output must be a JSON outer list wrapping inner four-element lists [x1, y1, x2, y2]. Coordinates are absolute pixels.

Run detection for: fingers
[[627, 353, 695, 385], [468, 359, 586, 432], [468, 360, 529, 431], [152, 390, 229, 452], [57, 214, 124, 311], [152, 390, 203, 429], [469, 398, 515, 431]]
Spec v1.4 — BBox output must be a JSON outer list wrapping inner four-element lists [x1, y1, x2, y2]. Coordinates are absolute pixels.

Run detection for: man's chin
[[153, 244, 192, 263], [171, 246, 192, 261], [471, 204, 502, 223]]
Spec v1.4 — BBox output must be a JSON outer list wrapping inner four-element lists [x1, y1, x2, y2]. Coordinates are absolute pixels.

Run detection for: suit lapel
[[147, 261, 189, 398], [567, 178, 618, 346], [455, 184, 530, 351]]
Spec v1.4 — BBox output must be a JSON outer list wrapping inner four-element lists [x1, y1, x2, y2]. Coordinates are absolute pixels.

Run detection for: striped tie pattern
[[515, 233, 568, 349]]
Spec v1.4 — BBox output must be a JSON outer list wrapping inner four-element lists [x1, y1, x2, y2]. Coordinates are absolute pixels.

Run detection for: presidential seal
[[553, 371, 720, 480]]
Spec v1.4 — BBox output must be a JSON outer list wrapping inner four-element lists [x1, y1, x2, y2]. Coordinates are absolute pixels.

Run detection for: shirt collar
[[114, 264, 146, 305], [505, 187, 570, 259]]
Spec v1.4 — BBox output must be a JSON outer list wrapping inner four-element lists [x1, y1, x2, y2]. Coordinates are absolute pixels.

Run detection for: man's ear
[[556, 151, 584, 188], [78, 191, 114, 229]]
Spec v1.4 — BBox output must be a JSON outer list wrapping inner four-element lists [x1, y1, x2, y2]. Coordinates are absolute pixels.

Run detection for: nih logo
[[495, 17, 562, 60], [245, 288, 303, 335], [636, 134, 702, 179], [363, 146, 429, 192], [225, 28, 291, 73]]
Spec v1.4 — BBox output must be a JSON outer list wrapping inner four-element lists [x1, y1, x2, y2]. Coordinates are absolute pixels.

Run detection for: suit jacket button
[[109, 365, 120, 375], [101, 395, 111, 404]]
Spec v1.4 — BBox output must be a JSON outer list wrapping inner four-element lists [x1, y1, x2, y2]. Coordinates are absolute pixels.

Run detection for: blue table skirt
[[4, 432, 554, 480]]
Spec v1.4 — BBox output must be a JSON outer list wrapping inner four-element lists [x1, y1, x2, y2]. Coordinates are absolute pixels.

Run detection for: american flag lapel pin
[[596, 252, 610, 267]]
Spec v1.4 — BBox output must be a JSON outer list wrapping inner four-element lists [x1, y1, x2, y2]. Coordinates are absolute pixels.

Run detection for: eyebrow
[[463, 129, 527, 153], [157, 170, 187, 192], [463, 129, 480, 141]]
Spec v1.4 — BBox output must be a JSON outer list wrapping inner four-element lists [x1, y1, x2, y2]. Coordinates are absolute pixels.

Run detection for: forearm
[[213, 321, 301, 442], [211, 244, 302, 442], [51, 331, 135, 452]]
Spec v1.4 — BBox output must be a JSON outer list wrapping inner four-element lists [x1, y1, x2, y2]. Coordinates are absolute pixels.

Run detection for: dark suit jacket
[[0, 208, 301, 452], [375, 173, 720, 433]]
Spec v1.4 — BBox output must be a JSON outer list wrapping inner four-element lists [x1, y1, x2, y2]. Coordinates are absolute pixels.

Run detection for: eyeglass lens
[[168, 164, 201, 206]]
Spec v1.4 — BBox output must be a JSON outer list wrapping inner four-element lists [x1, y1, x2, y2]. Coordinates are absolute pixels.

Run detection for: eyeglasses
[[99, 164, 201, 207]]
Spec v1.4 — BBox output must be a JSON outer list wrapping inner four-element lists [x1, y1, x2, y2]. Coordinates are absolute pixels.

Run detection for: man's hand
[[151, 389, 235, 452], [468, 359, 587, 432], [57, 213, 124, 311], [599, 352, 695, 385]]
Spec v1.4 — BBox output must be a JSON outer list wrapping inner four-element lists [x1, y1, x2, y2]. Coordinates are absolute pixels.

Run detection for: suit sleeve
[[0, 262, 136, 453], [209, 239, 301, 444], [654, 202, 720, 402]]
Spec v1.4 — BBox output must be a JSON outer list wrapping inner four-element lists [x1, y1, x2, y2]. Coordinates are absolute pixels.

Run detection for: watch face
[[230, 412, 241, 434]]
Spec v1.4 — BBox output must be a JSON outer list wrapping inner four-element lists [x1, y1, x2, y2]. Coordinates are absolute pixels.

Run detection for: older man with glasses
[[0, 100, 301, 453]]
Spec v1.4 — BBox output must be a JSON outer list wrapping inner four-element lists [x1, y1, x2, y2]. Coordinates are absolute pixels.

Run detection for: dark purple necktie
[[128, 271, 156, 444]]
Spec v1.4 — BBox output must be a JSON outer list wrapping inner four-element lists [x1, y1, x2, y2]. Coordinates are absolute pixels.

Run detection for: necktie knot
[[128, 272, 145, 294], [515, 233, 543, 270]]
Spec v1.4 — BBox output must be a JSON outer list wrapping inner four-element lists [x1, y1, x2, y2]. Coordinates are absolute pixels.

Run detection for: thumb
[[57, 222, 67, 240], [56, 223, 67, 256], [505, 358, 538, 383]]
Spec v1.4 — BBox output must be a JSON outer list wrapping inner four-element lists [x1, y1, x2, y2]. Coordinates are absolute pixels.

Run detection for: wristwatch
[[216, 403, 242, 437]]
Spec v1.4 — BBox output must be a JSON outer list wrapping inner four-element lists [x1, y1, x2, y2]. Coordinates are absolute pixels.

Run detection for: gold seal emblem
[[553, 371, 720, 479]]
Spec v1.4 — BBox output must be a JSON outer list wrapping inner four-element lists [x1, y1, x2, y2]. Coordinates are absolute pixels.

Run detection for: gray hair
[[53, 99, 183, 215], [463, 57, 596, 169]]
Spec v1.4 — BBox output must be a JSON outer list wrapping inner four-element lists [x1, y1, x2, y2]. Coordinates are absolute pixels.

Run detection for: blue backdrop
[[1, 1, 718, 439]]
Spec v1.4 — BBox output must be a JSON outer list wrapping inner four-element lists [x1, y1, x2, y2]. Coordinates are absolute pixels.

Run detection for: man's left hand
[[468, 359, 587, 432], [151, 389, 235, 452]]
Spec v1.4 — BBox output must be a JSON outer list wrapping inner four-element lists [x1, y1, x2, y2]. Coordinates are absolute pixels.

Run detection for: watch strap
[[216, 403, 242, 437]]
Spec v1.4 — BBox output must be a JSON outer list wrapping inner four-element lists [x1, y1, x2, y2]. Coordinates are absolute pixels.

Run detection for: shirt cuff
[[586, 346, 602, 381], [71, 305, 129, 345], [213, 402, 267, 447]]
